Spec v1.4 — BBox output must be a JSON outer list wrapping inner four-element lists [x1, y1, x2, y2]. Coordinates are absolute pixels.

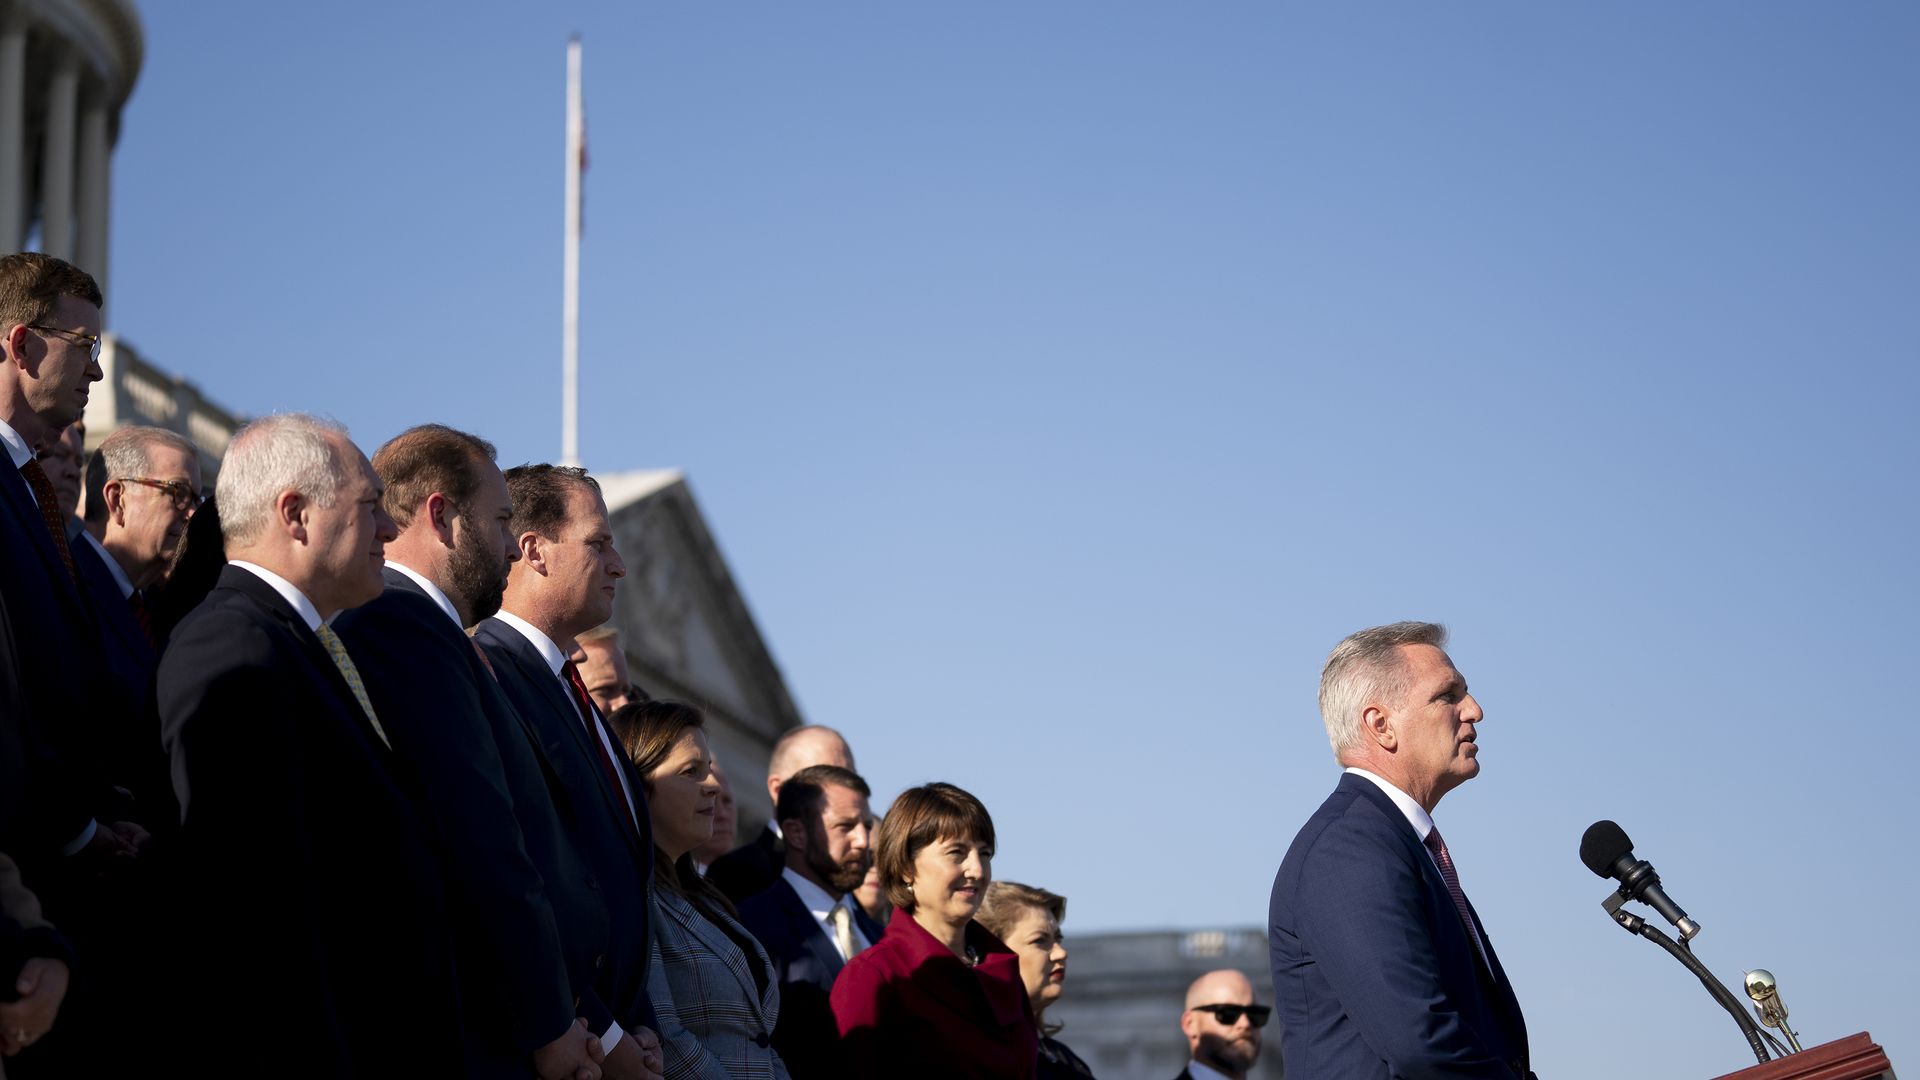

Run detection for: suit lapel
[[664, 889, 771, 1023], [777, 878, 846, 979], [220, 567, 392, 761], [0, 462, 93, 628]]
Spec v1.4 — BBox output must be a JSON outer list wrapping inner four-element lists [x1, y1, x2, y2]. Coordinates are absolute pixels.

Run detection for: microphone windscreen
[[1580, 820, 1633, 877]]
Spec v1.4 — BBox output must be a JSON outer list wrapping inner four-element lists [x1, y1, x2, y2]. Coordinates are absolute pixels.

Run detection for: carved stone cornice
[[15, 0, 141, 106]]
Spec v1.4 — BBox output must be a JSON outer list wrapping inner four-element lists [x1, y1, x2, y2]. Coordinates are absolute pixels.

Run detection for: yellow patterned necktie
[[314, 624, 391, 749], [829, 900, 859, 962]]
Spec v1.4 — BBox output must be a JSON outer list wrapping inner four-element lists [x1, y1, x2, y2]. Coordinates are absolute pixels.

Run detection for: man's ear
[[516, 531, 545, 572], [780, 816, 806, 854], [276, 489, 308, 543], [102, 478, 126, 523], [1361, 703, 1397, 751], [1, 323, 30, 366], [424, 492, 455, 545]]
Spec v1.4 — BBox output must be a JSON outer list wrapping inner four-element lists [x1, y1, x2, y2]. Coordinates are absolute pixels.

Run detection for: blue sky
[[107, 3, 1917, 1075]]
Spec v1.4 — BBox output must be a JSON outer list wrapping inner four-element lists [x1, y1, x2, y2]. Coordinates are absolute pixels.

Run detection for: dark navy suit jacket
[[1269, 773, 1535, 1079], [156, 565, 460, 1076], [334, 568, 613, 1075], [0, 456, 114, 867], [474, 614, 658, 1036], [736, 874, 884, 1078], [68, 532, 174, 827]]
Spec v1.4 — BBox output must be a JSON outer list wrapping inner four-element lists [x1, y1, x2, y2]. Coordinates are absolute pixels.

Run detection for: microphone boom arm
[[1603, 892, 1769, 1066]]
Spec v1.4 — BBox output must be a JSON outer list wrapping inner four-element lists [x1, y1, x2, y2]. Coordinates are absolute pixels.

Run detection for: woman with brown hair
[[828, 782, 1038, 1078], [977, 882, 1096, 1079], [610, 700, 789, 1080]]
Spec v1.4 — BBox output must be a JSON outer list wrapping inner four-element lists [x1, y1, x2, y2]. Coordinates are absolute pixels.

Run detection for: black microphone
[[1580, 820, 1701, 941]]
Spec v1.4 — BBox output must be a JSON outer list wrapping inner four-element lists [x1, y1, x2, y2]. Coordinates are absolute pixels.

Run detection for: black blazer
[[708, 823, 785, 903], [0, 459, 114, 867], [334, 568, 612, 1074], [735, 875, 885, 1078], [156, 565, 462, 1077], [474, 614, 658, 1035], [68, 533, 174, 828]]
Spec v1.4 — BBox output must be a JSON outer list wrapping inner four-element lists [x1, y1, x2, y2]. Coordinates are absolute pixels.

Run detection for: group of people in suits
[[2, 249, 1539, 1079]]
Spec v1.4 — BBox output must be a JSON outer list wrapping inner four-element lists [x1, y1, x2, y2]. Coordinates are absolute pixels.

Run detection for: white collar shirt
[[1344, 766, 1487, 959], [229, 561, 322, 632], [782, 865, 869, 957], [490, 608, 643, 822], [384, 560, 461, 630], [1185, 1061, 1236, 1080], [81, 530, 134, 599], [0, 418, 33, 471]]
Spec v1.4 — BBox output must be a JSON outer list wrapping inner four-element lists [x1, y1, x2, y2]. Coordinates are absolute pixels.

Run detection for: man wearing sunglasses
[[1176, 969, 1269, 1080], [1270, 623, 1536, 1080]]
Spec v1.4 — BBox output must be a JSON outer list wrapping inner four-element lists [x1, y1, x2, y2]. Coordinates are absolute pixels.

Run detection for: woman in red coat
[[829, 782, 1039, 1079]]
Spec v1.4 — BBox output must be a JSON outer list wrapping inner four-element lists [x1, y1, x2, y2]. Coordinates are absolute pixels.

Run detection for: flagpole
[[561, 35, 583, 467]]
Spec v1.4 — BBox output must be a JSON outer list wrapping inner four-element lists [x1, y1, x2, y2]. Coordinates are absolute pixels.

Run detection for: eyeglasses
[[116, 476, 201, 512], [28, 324, 103, 362], [1189, 1003, 1271, 1028]]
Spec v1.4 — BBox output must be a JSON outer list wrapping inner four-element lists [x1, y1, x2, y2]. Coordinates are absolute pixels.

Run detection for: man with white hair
[[156, 413, 461, 1075], [705, 724, 857, 902], [1268, 622, 1535, 1079]]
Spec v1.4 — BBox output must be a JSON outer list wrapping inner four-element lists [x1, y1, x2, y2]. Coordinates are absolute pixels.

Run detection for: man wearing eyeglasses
[[0, 251, 147, 1073], [1176, 969, 1268, 1080]]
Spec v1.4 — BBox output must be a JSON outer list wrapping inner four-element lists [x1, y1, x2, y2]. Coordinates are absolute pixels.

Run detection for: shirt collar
[[229, 560, 324, 632], [782, 865, 845, 914], [1186, 1061, 1236, 1080], [384, 560, 462, 630], [1344, 766, 1435, 842], [81, 530, 135, 598], [491, 608, 567, 676], [0, 418, 34, 469]]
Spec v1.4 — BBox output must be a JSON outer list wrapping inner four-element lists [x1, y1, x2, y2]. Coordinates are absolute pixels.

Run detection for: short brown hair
[[874, 782, 995, 912], [975, 880, 1066, 942], [503, 463, 598, 540], [0, 252, 103, 329], [372, 424, 497, 528]]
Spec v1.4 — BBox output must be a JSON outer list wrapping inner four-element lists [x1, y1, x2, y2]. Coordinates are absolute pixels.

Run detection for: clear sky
[[106, 3, 1916, 1076]]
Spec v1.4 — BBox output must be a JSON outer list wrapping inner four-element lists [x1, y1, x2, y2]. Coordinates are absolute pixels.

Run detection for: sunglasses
[[1190, 1003, 1271, 1028]]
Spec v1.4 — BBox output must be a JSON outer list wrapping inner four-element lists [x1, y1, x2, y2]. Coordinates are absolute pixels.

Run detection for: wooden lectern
[[1712, 1032, 1895, 1080]]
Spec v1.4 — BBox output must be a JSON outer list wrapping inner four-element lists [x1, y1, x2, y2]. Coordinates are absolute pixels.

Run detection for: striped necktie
[[1424, 826, 1485, 966], [315, 624, 391, 749]]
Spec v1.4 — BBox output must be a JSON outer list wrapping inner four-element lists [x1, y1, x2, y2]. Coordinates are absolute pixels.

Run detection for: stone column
[[77, 87, 111, 304], [40, 57, 80, 259], [0, 11, 27, 251]]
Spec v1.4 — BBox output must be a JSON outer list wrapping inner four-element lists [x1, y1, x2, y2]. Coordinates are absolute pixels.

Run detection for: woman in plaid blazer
[[614, 700, 790, 1080]]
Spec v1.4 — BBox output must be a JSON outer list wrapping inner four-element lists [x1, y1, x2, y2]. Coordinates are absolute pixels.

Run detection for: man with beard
[[1175, 970, 1269, 1080], [331, 425, 606, 1080], [735, 764, 880, 1079]]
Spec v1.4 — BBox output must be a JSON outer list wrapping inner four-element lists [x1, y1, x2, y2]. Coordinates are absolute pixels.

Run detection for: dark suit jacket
[[1268, 773, 1534, 1079], [735, 875, 884, 1078], [0, 457, 114, 867], [708, 824, 784, 903], [334, 569, 611, 1074], [474, 614, 657, 1035], [68, 532, 174, 828], [830, 912, 1038, 1080], [157, 565, 462, 1076]]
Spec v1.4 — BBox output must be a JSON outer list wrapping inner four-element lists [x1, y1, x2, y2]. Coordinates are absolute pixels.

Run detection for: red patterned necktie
[[1425, 826, 1486, 966], [19, 458, 77, 582], [563, 659, 641, 837]]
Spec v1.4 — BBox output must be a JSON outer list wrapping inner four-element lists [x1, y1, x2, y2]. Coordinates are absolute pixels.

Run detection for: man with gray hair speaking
[[156, 413, 461, 1076], [1268, 622, 1536, 1079]]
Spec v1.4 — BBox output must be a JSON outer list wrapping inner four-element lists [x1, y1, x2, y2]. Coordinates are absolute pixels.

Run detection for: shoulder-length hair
[[873, 782, 995, 913], [609, 698, 736, 920], [976, 881, 1069, 1034]]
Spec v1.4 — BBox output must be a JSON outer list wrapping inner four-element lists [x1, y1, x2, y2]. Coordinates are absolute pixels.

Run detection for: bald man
[[1176, 969, 1269, 1080], [705, 725, 855, 902]]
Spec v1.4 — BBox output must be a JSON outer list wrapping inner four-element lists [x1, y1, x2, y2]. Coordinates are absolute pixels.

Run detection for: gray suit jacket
[[647, 887, 790, 1080]]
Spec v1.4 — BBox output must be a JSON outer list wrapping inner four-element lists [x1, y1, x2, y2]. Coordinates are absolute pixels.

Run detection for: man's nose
[[1462, 693, 1484, 723]]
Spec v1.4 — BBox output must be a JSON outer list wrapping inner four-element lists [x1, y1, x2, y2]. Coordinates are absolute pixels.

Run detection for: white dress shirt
[[384, 560, 461, 630], [81, 530, 135, 599], [1185, 1061, 1236, 1080], [1343, 766, 1488, 959], [781, 866, 870, 959], [229, 561, 323, 632]]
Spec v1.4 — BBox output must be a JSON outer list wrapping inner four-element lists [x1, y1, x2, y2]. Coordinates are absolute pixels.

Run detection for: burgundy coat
[[830, 911, 1039, 1079]]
